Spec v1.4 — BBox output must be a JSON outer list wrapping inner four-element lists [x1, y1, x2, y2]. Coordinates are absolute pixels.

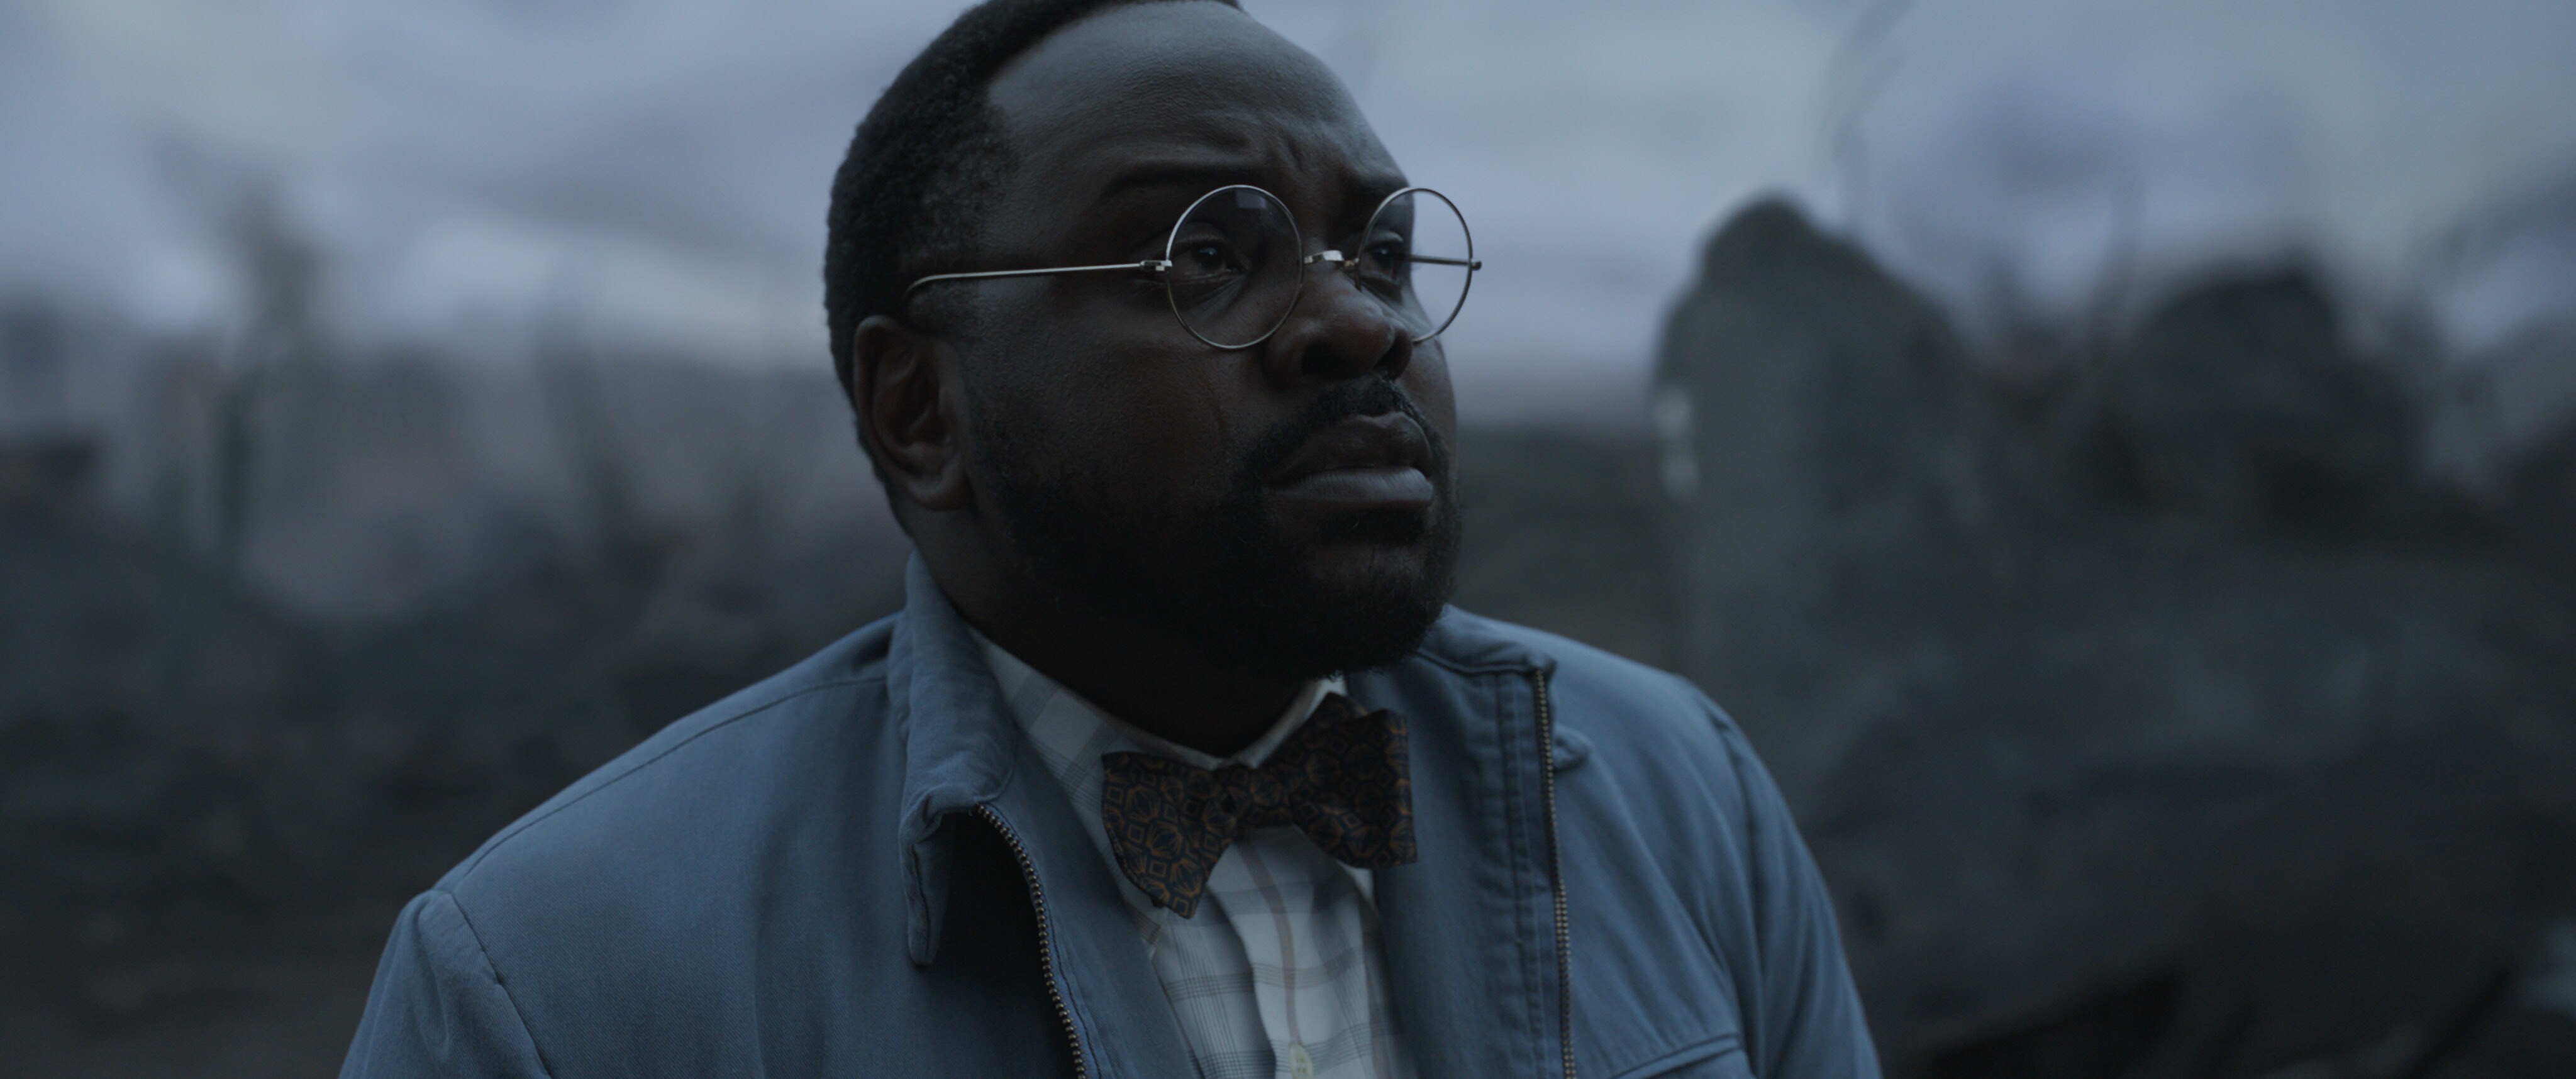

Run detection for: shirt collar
[[979, 632, 1343, 773], [973, 631, 1368, 912]]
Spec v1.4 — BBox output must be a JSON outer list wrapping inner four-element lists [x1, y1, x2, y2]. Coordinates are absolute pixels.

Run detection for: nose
[[1257, 253, 1411, 388]]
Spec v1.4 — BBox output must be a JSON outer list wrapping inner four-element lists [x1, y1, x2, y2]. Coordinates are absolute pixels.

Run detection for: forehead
[[985, 3, 1402, 218]]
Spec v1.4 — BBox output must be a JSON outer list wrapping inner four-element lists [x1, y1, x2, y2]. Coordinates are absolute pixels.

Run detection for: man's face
[[950, 3, 1462, 682]]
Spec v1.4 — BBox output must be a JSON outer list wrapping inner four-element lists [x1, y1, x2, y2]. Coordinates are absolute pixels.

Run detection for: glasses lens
[[1166, 185, 1303, 349], [1354, 189, 1474, 343]]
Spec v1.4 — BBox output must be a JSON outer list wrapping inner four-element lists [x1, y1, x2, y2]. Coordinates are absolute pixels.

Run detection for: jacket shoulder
[[1421, 607, 1771, 838], [1424, 607, 1739, 747], [437, 614, 900, 898]]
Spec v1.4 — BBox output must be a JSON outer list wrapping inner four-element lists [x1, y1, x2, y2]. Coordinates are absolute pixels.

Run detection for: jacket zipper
[[1531, 670, 1577, 1079], [972, 680, 1568, 1079], [974, 804, 1090, 1079]]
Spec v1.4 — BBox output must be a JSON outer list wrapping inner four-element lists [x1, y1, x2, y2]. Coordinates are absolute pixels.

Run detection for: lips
[[1266, 413, 1437, 509]]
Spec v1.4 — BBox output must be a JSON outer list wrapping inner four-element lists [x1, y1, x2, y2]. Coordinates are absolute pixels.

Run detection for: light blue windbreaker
[[341, 556, 1880, 1078]]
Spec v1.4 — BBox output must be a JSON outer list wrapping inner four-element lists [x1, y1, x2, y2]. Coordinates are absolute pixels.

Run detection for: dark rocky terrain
[[4, 199, 2573, 1077], [1657, 202, 2576, 1078]]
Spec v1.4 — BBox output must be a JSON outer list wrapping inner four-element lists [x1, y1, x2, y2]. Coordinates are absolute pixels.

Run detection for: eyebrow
[[1094, 162, 1264, 206], [1091, 160, 1413, 216]]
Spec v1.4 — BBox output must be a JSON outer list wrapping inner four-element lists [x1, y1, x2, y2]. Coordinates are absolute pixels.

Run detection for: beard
[[974, 377, 1461, 684]]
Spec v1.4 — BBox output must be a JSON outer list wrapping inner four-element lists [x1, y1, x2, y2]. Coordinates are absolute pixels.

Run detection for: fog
[[4, 0, 2572, 424], [6, 2, 2576, 1075]]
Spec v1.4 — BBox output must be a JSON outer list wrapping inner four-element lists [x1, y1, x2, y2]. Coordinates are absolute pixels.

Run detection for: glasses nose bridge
[[1269, 246, 1410, 381], [1301, 246, 1354, 278], [1291, 246, 1397, 324], [1165, 183, 1465, 350]]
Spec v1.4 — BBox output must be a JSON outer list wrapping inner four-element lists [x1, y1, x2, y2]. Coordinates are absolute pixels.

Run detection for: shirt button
[[1287, 1043, 1314, 1079]]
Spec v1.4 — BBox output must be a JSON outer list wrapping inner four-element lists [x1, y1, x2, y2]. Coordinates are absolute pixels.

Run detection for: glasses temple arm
[[906, 259, 1171, 296], [1301, 251, 1484, 272]]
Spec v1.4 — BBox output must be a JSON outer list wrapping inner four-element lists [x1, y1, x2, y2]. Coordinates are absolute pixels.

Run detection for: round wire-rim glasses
[[904, 184, 1480, 350]]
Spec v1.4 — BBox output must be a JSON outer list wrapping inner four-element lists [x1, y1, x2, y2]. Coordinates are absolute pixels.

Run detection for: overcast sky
[[3, 0, 2572, 424]]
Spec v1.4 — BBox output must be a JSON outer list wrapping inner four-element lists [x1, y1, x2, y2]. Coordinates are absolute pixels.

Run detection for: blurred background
[[3, 0, 2573, 1075]]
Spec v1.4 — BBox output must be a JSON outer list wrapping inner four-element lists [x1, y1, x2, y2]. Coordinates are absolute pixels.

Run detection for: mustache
[[1239, 379, 1448, 485]]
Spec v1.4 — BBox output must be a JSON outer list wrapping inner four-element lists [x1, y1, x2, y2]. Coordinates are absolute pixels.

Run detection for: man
[[340, 1, 1879, 1076]]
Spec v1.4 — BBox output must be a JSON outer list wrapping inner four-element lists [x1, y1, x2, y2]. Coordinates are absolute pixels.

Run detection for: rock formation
[[1655, 200, 2576, 1077]]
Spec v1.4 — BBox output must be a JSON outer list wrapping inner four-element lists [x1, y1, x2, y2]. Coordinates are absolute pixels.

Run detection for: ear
[[850, 313, 973, 512]]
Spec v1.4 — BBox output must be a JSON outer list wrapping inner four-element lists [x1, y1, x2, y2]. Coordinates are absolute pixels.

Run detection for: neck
[[928, 545, 1302, 760], [1024, 634, 1303, 760]]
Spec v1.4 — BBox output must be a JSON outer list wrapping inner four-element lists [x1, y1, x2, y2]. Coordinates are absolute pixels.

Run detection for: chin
[[1297, 529, 1446, 610], [1248, 506, 1461, 680], [986, 437, 1462, 682]]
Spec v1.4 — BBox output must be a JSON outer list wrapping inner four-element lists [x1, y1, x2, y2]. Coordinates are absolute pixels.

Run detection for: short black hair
[[822, 0, 1238, 403]]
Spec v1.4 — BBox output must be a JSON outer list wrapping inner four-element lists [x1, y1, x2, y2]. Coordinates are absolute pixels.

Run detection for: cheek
[[1079, 363, 1249, 505], [982, 312, 1251, 504], [1401, 346, 1460, 445]]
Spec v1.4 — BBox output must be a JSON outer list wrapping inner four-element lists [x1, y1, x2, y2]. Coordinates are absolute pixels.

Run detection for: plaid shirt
[[979, 636, 1418, 1079]]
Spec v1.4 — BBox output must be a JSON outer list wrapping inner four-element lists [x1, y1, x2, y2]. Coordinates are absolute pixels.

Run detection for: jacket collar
[[888, 551, 1571, 956], [889, 553, 1024, 966], [889, 553, 1575, 1078], [889, 554, 1204, 1076], [1358, 612, 1570, 1079]]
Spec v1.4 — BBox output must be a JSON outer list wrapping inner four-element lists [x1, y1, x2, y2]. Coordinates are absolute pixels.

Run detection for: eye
[[1356, 238, 1411, 294], [1183, 242, 1231, 272], [1172, 235, 1248, 280]]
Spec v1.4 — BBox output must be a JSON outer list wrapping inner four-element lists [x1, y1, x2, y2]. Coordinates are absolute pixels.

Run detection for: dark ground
[[5, 200, 2574, 1077], [1655, 202, 2576, 1078], [0, 423, 1674, 1078]]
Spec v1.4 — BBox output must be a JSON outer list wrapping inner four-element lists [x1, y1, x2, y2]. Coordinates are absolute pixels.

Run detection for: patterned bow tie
[[1099, 694, 1418, 918]]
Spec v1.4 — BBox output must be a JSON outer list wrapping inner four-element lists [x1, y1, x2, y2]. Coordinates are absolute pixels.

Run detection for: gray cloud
[[3, 0, 2571, 426]]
